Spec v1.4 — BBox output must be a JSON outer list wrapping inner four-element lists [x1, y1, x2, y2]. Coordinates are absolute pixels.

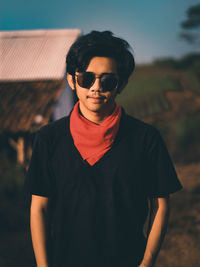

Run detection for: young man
[[26, 31, 182, 267]]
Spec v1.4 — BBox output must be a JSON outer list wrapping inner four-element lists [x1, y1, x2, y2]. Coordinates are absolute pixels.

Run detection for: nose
[[90, 77, 102, 92]]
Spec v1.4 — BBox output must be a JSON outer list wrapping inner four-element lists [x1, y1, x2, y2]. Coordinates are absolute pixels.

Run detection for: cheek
[[76, 87, 87, 99], [104, 93, 116, 103], [108, 90, 118, 99]]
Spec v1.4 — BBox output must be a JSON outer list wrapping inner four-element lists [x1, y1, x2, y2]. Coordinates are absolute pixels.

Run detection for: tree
[[180, 4, 200, 44]]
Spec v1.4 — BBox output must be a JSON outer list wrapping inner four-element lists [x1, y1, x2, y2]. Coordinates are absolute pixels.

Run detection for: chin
[[89, 106, 104, 113]]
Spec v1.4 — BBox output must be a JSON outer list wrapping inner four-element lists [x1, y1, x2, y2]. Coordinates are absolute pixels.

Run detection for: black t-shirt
[[26, 110, 182, 267]]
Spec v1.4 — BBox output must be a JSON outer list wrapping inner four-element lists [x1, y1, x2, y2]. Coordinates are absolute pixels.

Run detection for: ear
[[67, 73, 75, 90]]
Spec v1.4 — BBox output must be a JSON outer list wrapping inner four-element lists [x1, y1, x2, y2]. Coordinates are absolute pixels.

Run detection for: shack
[[0, 29, 81, 165]]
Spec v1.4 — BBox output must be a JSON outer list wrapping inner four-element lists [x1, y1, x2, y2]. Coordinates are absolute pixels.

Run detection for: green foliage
[[178, 54, 200, 69], [116, 53, 200, 119], [153, 58, 177, 68], [184, 69, 200, 93], [154, 53, 200, 69], [180, 4, 200, 44], [116, 56, 200, 162], [181, 4, 200, 29], [171, 114, 200, 149], [117, 73, 181, 118]]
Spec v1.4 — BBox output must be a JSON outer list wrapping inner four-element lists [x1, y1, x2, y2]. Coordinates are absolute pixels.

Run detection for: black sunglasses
[[75, 72, 119, 92]]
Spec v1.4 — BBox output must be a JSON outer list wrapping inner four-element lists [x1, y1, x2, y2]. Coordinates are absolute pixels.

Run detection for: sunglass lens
[[101, 74, 118, 91], [77, 72, 94, 88]]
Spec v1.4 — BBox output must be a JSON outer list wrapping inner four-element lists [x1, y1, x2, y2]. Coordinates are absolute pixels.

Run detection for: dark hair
[[66, 31, 135, 85]]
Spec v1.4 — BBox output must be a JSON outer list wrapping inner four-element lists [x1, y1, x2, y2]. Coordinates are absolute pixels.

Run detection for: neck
[[78, 102, 116, 125]]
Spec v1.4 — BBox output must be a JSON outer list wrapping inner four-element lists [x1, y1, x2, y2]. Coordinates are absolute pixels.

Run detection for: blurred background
[[0, 0, 200, 266]]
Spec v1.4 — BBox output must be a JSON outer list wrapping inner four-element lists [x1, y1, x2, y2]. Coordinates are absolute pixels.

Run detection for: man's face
[[68, 57, 124, 120]]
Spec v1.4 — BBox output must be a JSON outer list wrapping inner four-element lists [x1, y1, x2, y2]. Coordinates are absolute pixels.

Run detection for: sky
[[1, 0, 200, 63]]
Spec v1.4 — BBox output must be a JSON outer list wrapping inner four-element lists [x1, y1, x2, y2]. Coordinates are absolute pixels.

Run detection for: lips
[[87, 96, 105, 103], [87, 96, 105, 100]]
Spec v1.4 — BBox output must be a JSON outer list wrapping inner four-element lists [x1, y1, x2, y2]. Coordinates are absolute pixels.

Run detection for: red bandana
[[70, 101, 122, 166]]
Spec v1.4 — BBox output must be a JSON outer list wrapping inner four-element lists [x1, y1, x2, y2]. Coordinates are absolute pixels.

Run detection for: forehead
[[86, 57, 118, 74]]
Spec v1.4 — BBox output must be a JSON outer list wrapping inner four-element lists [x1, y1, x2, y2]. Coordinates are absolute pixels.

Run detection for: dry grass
[[155, 162, 200, 267]]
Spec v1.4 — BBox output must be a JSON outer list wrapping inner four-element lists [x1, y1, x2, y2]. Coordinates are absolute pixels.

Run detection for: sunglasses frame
[[74, 72, 119, 92]]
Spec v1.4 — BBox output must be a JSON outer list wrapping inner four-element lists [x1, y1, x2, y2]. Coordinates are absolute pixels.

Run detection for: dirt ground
[[155, 162, 200, 267], [0, 162, 200, 267]]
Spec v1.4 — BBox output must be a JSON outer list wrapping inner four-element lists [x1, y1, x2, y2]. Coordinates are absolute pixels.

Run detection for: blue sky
[[1, 0, 200, 63]]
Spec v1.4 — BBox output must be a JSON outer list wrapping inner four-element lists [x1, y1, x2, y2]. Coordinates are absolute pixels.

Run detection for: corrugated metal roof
[[0, 29, 81, 81]]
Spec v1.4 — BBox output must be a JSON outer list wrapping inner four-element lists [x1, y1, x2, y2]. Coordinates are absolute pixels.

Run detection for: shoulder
[[120, 111, 165, 153], [36, 115, 70, 143], [122, 111, 159, 138]]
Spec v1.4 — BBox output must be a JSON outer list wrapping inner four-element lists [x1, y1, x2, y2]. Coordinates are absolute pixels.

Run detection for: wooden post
[[9, 137, 24, 165], [27, 144, 33, 161]]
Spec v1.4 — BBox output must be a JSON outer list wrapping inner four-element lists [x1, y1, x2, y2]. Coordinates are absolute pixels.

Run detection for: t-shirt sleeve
[[145, 128, 182, 197], [25, 130, 54, 197]]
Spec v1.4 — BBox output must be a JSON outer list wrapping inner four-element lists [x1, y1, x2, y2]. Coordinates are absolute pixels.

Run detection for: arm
[[139, 196, 170, 267], [30, 195, 50, 267]]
